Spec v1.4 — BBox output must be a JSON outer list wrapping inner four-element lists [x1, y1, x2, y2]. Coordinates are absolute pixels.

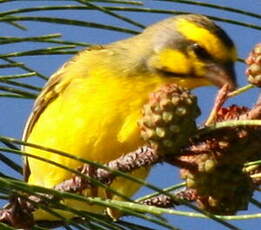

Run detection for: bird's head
[[145, 14, 237, 90]]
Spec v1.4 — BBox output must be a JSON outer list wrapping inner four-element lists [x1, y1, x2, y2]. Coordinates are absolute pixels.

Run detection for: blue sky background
[[0, 0, 260, 229]]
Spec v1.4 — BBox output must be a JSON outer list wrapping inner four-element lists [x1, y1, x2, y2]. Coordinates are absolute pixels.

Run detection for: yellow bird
[[22, 14, 237, 220]]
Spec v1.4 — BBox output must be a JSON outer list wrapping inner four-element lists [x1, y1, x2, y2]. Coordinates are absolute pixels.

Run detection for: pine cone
[[180, 167, 254, 215], [245, 43, 261, 86], [139, 84, 200, 155], [176, 105, 260, 214]]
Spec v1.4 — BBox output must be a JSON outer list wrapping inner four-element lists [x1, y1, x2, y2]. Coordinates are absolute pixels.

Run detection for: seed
[[171, 97, 180, 105], [204, 159, 216, 172], [185, 98, 193, 105], [186, 178, 196, 188], [156, 127, 166, 138], [176, 107, 187, 116], [162, 111, 173, 122]]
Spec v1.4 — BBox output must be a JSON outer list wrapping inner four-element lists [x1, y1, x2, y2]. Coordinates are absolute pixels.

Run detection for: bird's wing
[[22, 45, 106, 181], [22, 64, 70, 142], [22, 60, 73, 181]]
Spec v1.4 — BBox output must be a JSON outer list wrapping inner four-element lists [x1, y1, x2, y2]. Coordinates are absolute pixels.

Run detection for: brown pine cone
[[175, 105, 260, 214], [180, 167, 254, 215], [139, 84, 200, 155], [245, 43, 261, 86]]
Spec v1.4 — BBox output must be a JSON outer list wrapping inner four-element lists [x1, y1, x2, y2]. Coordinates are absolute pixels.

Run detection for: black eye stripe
[[191, 43, 210, 59]]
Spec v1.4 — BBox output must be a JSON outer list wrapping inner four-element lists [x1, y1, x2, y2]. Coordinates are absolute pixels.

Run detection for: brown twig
[[54, 146, 161, 193], [204, 84, 230, 126], [140, 188, 197, 208]]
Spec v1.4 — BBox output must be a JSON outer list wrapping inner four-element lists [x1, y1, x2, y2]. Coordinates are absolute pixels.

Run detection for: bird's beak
[[204, 62, 237, 91]]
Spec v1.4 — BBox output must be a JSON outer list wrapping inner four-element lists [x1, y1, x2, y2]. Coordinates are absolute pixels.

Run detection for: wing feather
[[22, 45, 105, 181], [22, 60, 74, 181]]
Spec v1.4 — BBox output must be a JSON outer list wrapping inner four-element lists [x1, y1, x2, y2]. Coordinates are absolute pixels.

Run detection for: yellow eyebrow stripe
[[176, 19, 237, 61]]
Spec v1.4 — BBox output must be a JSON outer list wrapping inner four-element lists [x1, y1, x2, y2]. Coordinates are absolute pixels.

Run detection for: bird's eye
[[191, 43, 209, 59]]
